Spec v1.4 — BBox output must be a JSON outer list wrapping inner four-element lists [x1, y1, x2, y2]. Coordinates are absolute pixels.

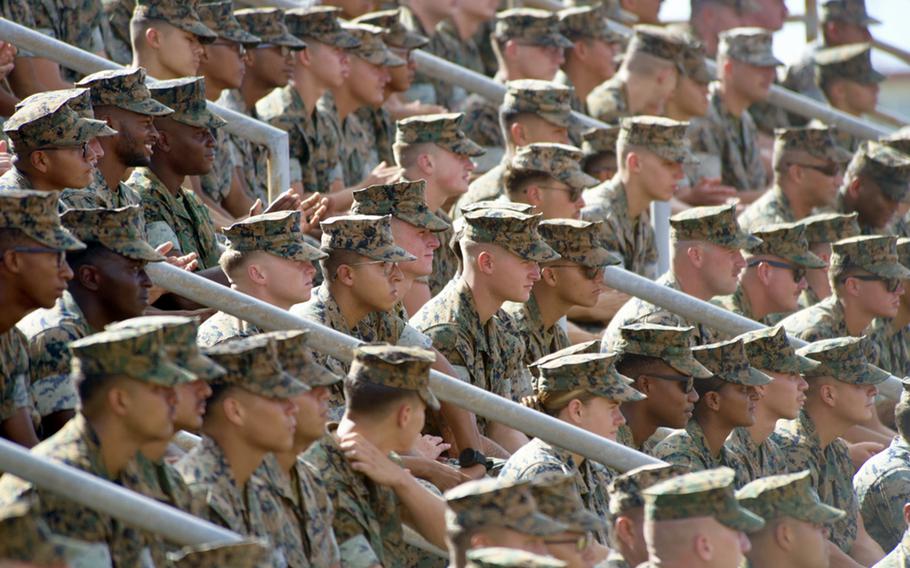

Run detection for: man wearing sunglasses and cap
[[835, 141, 910, 234], [502, 143, 595, 221]]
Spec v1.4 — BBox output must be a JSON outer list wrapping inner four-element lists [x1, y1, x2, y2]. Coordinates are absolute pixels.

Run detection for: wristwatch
[[458, 447, 491, 471]]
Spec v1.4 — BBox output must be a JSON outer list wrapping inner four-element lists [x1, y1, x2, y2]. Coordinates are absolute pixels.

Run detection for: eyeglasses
[[210, 40, 247, 57], [2, 246, 66, 268], [847, 274, 902, 293], [544, 532, 593, 553], [641, 372, 695, 393], [257, 43, 291, 57], [747, 259, 806, 283], [347, 260, 399, 277], [789, 161, 842, 177], [547, 264, 604, 280], [33, 142, 90, 159], [536, 183, 583, 202]]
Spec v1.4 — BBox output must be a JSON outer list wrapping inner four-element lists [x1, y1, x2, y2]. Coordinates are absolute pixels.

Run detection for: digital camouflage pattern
[[539, 218, 621, 268], [444, 477, 567, 535], [724, 427, 789, 489], [691, 337, 772, 385], [14, 87, 93, 119], [351, 180, 450, 231], [832, 234, 910, 279], [71, 326, 196, 386], [283, 6, 356, 48], [148, 77, 226, 130], [774, 125, 853, 163], [264, 329, 341, 387], [0, 328, 30, 424], [303, 424, 408, 568], [0, 496, 70, 565], [395, 112, 486, 158], [28, 0, 105, 59], [841, 141, 910, 204], [745, 222, 827, 268], [536, 352, 644, 402], [617, 116, 695, 164], [580, 125, 621, 158], [61, 205, 164, 262], [396, 3, 457, 109], [197, 0, 261, 45], [132, 0, 216, 41], [200, 126, 237, 204], [502, 295, 572, 370], [854, 433, 910, 552], [558, 4, 623, 43], [338, 107, 379, 188], [509, 143, 598, 191], [609, 323, 713, 377], [499, 437, 613, 544], [670, 204, 761, 249], [653, 418, 740, 472], [429, 208, 458, 296], [196, 311, 263, 349], [780, 295, 853, 343], [679, 32, 713, 85], [433, 19, 485, 108], [461, 208, 560, 263], [319, 214, 416, 262], [607, 463, 692, 516], [467, 547, 566, 568], [530, 472, 605, 534], [128, 166, 222, 269], [353, 8, 428, 50], [354, 105, 395, 168], [815, 43, 885, 86], [820, 0, 880, 24], [348, 344, 440, 410], [167, 539, 271, 568], [771, 410, 858, 553], [494, 8, 572, 48], [869, 530, 910, 568], [203, 334, 309, 399], [797, 335, 889, 384], [75, 67, 174, 117], [3, 92, 116, 153], [217, 89, 270, 204], [736, 470, 846, 523], [717, 27, 782, 67], [586, 75, 628, 125], [738, 325, 819, 374], [801, 212, 862, 244], [223, 210, 327, 261]]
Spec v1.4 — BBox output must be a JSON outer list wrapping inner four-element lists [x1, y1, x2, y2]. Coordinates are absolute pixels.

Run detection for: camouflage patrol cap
[[224, 210, 326, 262], [502, 80, 579, 129], [15, 87, 95, 118], [608, 463, 691, 515], [737, 325, 819, 375], [898, 237, 910, 270], [353, 8, 428, 50], [531, 473, 605, 534], [168, 539, 271, 568], [820, 0, 880, 26], [679, 34, 713, 84], [510, 143, 598, 192], [445, 477, 568, 535], [747, 222, 827, 268], [563, 0, 637, 23], [319, 214, 416, 262], [61, 206, 164, 262], [881, 126, 910, 155], [773, 126, 853, 164], [717, 27, 782, 67], [529, 339, 600, 369], [538, 219, 621, 268], [4, 91, 117, 152], [616, 323, 713, 378], [536, 352, 644, 402], [627, 25, 688, 66], [644, 467, 765, 532], [283, 6, 358, 49], [619, 116, 695, 164], [351, 179, 450, 232], [816, 43, 884, 85], [691, 338, 772, 386], [149, 77, 227, 129], [797, 335, 890, 385], [133, 0, 217, 42], [798, 212, 860, 245], [343, 23, 406, 67], [395, 112, 485, 157], [0, 190, 85, 250], [581, 125, 621, 157], [736, 470, 846, 525], [847, 141, 910, 202], [494, 8, 573, 49], [234, 8, 306, 48], [558, 5, 623, 43], [348, 344, 439, 410], [262, 330, 341, 388], [831, 234, 910, 280], [198, 1, 262, 45], [204, 334, 310, 398], [460, 201, 537, 215], [70, 327, 196, 386], [106, 315, 226, 380], [76, 67, 174, 117], [466, 548, 567, 568], [670, 204, 760, 249], [462, 208, 561, 263], [0, 498, 67, 564]]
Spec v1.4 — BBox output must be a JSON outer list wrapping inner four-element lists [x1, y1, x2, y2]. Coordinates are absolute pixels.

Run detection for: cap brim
[[561, 169, 598, 192], [866, 261, 910, 280], [184, 353, 227, 381], [418, 386, 441, 410], [784, 249, 827, 269], [447, 138, 486, 158], [797, 501, 847, 524], [146, 360, 198, 387], [400, 210, 451, 233], [773, 353, 820, 375], [853, 364, 891, 386], [364, 244, 417, 263], [745, 367, 773, 386], [121, 97, 174, 117], [717, 503, 765, 533], [827, 145, 854, 164], [668, 356, 714, 379], [593, 380, 646, 403], [538, 34, 574, 49], [318, 30, 361, 50], [274, 33, 307, 49], [580, 247, 623, 268], [176, 20, 218, 42], [724, 233, 762, 251], [507, 511, 568, 537], [566, 509, 606, 534], [279, 240, 329, 262], [78, 119, 117, 142], [221, 29, 262, 46], [179, 110, 228, 130], [539, 111, 576, 129], [36, 226, 86, 251], [513, 239, 561, 263], [304, 364, 343, 388], [115, 239, 168, 262], [360, 49, 406, 67]]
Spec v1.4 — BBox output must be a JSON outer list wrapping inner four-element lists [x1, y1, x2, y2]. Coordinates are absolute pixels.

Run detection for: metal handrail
[[0, 18, 289, 202]]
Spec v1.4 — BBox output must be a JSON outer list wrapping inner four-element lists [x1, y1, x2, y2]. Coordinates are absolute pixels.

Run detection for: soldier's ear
[[28, 149, 51, 173], [76, 264, 102, 291], [145, 25, 162, 50], [476, 249, 495, 275]]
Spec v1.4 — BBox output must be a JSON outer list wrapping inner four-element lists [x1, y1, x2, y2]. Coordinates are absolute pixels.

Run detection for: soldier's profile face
[[8, 241, 74, 309], [390, 218, 439, 278], [347, 57, 390, 107], [760, 370, 807, 421], [309, 41, 349, 90]]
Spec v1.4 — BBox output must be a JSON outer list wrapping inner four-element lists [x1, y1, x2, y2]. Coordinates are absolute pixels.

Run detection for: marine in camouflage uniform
[[602, 204, 760, 352], [460, 9, 572, 148], [167, 539, 271, 568], [197, 210, 326, 348], [499, 352, 645, 544], [27, 0, 106, 70], [128, 77, 225, 269], [434, 18, 486, 110], [738, 126, 853, 232], [303, 345, 441, 568], [653, 338, 771, 470], [870, 237, 910, 378], [0, 495, 89, 566], [411, 208, 559, 428], [688, 28, 782, 193], [835, 141, 910, 235], [0, 326, 198, 566], [16, 206, 164, 421], [254, 7, 349, 193], [772, 336, 889, 554], [791, 212, 862, 312], [455, 80, 578, 216], [582, 116, 694, 280], [586, 25, 687, 124], [871, 531, 910, 568], [530, 472, 609, 546], [503, 219, 620, 368], [395, 3, 455, 109]]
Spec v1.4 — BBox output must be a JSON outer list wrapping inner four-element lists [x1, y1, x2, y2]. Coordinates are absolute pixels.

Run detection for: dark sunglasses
[[790, 161, 842, 177], [2, 246, 66, 268], [848, 274, 901, 293], [641, 372, 695, 394], [747, 259, 806, 283], [547, 264, 604, 280]]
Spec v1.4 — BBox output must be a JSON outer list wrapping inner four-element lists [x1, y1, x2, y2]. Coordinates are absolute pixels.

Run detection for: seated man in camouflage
[[713, 222, 826, 327], [461, 9, 572, 149], [444, 477, 565, 568], [737, 471, 847, 568], [303, 344, 448, 567], [502, 143, 595, 221], [0, 191, 85, 447], [870, 238, 910, 378], [724, 326, 815, 487], [612, 324, 713, 453], [176, 334, 307, 564], [129, 0, 216, 80], [0, 326, 195, 566], [198, 210, 326, 347], [556, 5, 624, 115], [835, 141, 910, 235], [530, 473, 611, 565], [579, 126, 620, 184], [738, 126, 852, 232], [605, 463, 690, 568], [772, 336, 887, 564], [17, 206, 164, 436], [796, 212, 861, 310], [870, 502, 910, 567], [394, 112, 485, 297], [412, 206, 560, 453], [603, 204, 759, 351], [653, 338, 769, 470]]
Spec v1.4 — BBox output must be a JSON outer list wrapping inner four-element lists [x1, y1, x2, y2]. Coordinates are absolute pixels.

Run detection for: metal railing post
[[0, 18, 289, 202], [803, 0, 819, 43]]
